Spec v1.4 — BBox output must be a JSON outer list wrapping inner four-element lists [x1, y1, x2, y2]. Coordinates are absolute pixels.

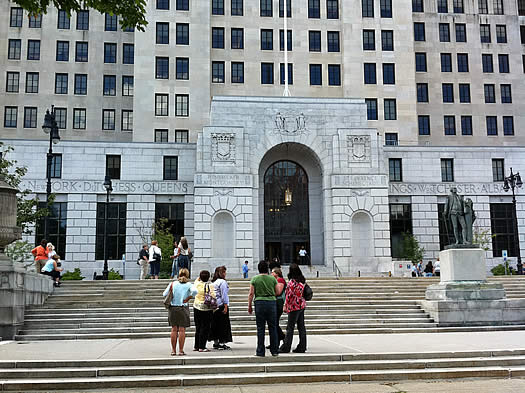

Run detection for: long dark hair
[[287, 263, 305, 284], [180, 237, 188, 250], [212, 265, 226, 282]]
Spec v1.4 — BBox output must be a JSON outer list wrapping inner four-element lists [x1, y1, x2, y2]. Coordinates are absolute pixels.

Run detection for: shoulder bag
[[203, 283, 218, 310], [163, 282, 174, 309], [302, 283, 313, 301]]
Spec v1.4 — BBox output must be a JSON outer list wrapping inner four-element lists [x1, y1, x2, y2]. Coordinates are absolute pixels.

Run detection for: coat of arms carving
[[211, 133, 236, 163], [348, 136, 371, 164], [273, 111, 308, 135]]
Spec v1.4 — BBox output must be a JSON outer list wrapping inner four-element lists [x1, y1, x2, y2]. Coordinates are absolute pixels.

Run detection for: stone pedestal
[[439, 248, 486, 282]]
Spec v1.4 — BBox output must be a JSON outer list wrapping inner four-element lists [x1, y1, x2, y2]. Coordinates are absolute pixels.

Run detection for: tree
[[401, 232, 425, 265], [13, 0, 148, 31]]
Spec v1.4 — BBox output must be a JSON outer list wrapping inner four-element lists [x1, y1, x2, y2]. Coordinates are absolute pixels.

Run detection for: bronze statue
[[464, 197, 476, 244], [444, 187, 467, 245]]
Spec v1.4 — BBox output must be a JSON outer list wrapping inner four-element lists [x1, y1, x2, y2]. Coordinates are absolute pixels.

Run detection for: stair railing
[[332, 260, 342, 279]]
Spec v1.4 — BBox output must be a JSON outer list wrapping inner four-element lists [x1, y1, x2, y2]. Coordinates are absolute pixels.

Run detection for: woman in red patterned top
[[279, 263, 307, 353]]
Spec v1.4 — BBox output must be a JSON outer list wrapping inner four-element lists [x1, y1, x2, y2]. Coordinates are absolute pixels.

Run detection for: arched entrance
[[264, 160, 310, 264]]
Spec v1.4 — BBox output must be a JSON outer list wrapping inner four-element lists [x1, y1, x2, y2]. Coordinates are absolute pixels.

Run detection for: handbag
[[302, 283, 313, 301], [163, 282, 174, 309], [154, 252, 162, 262], [203, 283, 218, 310]]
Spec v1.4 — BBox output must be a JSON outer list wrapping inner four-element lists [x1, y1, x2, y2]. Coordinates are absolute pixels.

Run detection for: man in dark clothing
[[138, 244, 149, 280]]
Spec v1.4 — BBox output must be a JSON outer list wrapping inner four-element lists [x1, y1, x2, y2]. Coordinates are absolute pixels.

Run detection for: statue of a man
[[444, 187, 467, 245], [464, 197, 476, 244]]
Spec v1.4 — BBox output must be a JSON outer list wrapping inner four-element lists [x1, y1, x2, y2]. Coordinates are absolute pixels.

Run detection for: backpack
[[203, 283, 218, 310], [303, 283, 313, 301], [163, 282, 174, 309]]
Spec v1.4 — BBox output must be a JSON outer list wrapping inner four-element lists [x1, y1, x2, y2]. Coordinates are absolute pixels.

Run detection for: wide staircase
[[15, 277, 525, 341]]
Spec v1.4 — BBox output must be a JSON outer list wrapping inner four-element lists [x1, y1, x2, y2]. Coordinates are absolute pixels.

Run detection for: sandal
[[199, 348, 210, 352], [171, 352, 177, 356], [178, 351, 186, 356]]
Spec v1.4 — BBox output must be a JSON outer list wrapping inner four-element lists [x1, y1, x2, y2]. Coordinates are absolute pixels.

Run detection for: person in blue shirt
[[41, 255, 63, 287], [242, 260, 249, 278], [162, 268, 197, 356]]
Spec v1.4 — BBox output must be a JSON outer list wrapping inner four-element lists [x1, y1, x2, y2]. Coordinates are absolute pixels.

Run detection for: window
[[366, 99, 378, 120], [309, 31, 321, 52], [155, 129, 168, 142], [444, 115, 456, 135], [157, 0, 169, 9], [123, 44, 134, 64], [486, 116, 497, 135], [232, 28, 244, 49], [279, 0, 292, 17], [176, 58, 189, 79], [163, 156, 178, 180], [479, 0, 488, 13], [441, 53, 452, 72], [102, 109, 115, 130], [279, 30, 293, 51], [4, 107, 17, 128], [418, 115, 430, 135], [261, 29, 273, 50], [413, 0, 424, 12], [47, 154, 62, 178], [279, 63, 293, 84], [457, 53, 469, 72], [156, 22, 169, 44], [56, 41, 69, 61], [156, 203, 185, 243], [414, 23, 425, 41], [73, 108, 86, 129], [496, 25, 507, 43], [106, 155, 121, 179], [10, 7, 23, 27], [308, 0, 321, 18], [442, 83, 454, 102], [490, 204, 518, 257], [385, 133, 398, 146], [156, 57, 169, 79], [492, 159, 505, 182], [28, 14, 42, 28], [493, 0, 504, 14], [57, 10, 70, 29], [480, 24, 491, 43], [437, 0, 448, 12], [25, 72, 39, 93], [261, 0, 273, 16], [24, 107, 37, 128], [27, 40, 41, 60], [328, 64, 341, 86], [36, 202, 67, 259], [122, 76, 133, 96], [417, 83, 428, 102], [501, 84, 512, 103], [390, 204, 412, 258], [363, 30, 375, 50], [381, 30, 393, 50], [439, 23, 450, 42], [453, 0, 464, 12], [327, 0, 339, 18], [380, 0, 392, 17], [415, 53, 427, 72], [175, 95, 189, 116], [482, 54, 493, 72], [498, 54, 509, 73], [459, 84, 470, 103], [175, 23, 190, 45], [441, 159, 454, 182], [383, 63, 395, 84], [521, 26, 525, 45], [54, 108, 67, 129], [95, 202, 126, 260], [455, 24, 466, 42], [384, 99, 396, 120], [175, 130, 189, 143], [212, 0, 224, 15], [75, 42, 88, 62], [310, 64, 322, 85], [232, 62, 244, 83], [177, 0, 189, 10], [232, 0, 244, 15], [6, 72, 20, 93], [364, 63, 376, 84], [76, 10, 89, 30], [103, 75, 116, 96], [8, 39, 21, 60], [55, 73, 68, 94], [461, 116, 472, 135], [104, 43, 117, 63], [208, 28, 224, 50], [155, 94, 169, 116], [261, 63, 274, 84], [503, 116, 514, 135], [327, 31, 340, 52], [121, 110, 133, 131], [105, 13, 117, 31], [389, 159, 402, 182], [362, 0, 374, 16], [212, 61, 225, 83]]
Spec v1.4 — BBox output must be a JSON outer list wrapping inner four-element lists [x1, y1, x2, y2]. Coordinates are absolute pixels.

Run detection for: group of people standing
[[137, 237, 191, 280], [412, 260, 441, 277], [31, 239, 64, 287]]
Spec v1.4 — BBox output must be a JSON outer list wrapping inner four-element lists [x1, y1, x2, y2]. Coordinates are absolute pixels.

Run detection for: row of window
[[412, 0, 505, 15], [414, 22, 515, 44], [363, 98, 398, 121], [415, 83, 512, 104], [3, 107, 133, 131], [154, 129, 190, 143], [154, 94, 190, 117], [415, 115, 515, 136], [415, 52, 511, 74]]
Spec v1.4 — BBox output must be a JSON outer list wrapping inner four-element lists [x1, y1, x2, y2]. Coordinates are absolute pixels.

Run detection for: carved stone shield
[[217, 141, 231, 159], [352, 138, 366, 160]]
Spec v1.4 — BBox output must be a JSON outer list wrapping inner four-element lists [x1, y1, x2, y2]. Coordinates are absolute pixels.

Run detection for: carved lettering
[[389, 183, 508, 196]]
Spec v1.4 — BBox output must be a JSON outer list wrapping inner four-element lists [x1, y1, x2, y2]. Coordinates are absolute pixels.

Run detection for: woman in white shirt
[[149, 240, 162, 279], [175, 237, 191, 277]]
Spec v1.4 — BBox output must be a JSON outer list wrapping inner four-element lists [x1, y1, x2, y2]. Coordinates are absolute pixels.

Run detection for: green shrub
[[108, 268, 123, 280], [61, 268, 85, 280], [491, 262, 517, 276]]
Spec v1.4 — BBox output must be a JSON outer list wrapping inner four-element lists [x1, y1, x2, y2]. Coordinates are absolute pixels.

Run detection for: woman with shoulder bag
[[176, 237, 191, 277], [149, 240, 162, 279], [209, 266, 233, 350], [192, 270, 216, 352]]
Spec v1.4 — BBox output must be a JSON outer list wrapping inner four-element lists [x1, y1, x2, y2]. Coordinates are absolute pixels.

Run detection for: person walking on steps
[[176, 237, 191, 278]]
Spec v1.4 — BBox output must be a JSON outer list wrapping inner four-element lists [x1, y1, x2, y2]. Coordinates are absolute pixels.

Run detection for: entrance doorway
[[264, 160, 310, 264]]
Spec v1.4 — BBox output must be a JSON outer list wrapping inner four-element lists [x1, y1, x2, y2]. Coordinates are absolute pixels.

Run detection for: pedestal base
[[440, 248, 486, 282]]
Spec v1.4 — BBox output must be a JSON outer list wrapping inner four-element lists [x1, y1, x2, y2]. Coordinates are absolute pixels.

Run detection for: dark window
[[482, 54, 493, 72], [261, 0, 273, 16], [385, 133, 398, 146], [390, 204, 412, 259], [261, 63, 274, 84], [261, 29, 273, 50], [492, 159, 505, 182], [459, 84, 470, 103], [105, 13, 117, 31], [412, 0, 424, 12], [102, 109, 115, 130], [95, 202, 126, 260], [279, 0, 292, 17], [437, 0, 448, 13], [496, 25, 507, 43], [479, 0, 488, 13], [155, 94, 169, 116], [480, 24, 491, 43], [156, 57, 169, 79], [453, 0, 464, 13], [384, 99, 396, 120], [36, 202, 68, 259], [417, 83, 428, 102], [176, 130, 189, 143], [155, 129, 168, 142], [55, 73, 68, 94], [486, 116, 498, 135], [6, 72, 20, 93], [309, 31, 321, 52], [10, 7, 23, 27], [380, 0, 392, 17], [441, 158, 454, 182], [212, 61, 225, 83], [414, 23, 425, 41], [308, 0, 321, 18], [327, 31, 340, 52], [279, 30, 293, 51], [8, 39, 21, 60], [441, 53, 452, 72], [57, 10, 70, 29], [212, 27, 225, 49], [75, 42, 88, 62], [176, 58, 189, 80], [163, 156, 178, 180], [364, 63, 376, 84], [4, 107, 18, 128], [177, 0, 189, 10], [73, 108, 86, 129], [103, 75, 116, 96], [415, 52, 427, 72], [521, 26, 525, 44], [501, 84, 512, 103], [232, 28, 244, 49], [439, 23, 450, 42], [498, 54, 509, 73], [56, 41, 69, 61], [455, 24, 467, 42], [104, 43, 117, 63], [328, 64, 341, 86], [418, 115, 430, 135], [76, 10, 89, 30], [155, 203, 185, 243], [175, 94, 189, 116], [106, 155, 121, 179], [28, 14, 42, 28], [24, 107, 37, 128], [362, 0, 374, 17], [461, 115, 472, 135], [122, 76, 134, 96], [493, 0, 504, 14], [232, 62, 244, 83], [444, 115, 456, 135], [27, 40, 41, 60], [25, 72, 39, 93], [383, 63, 395, 84], [363, 30, 375, 50], [123, 44, 134, 64], [366, 98, 378, 120], [389, 158, 402, 182], [457, 53, 469, 72], [309, 64, 322, 85], [232, 0, 244, 15], [490, 203, 518, 257], [48, 154, 62, 178], [484, 84, 496, 103], [212, 0, 224, 15], [55, 108, 67, 129], [327, 0, 339, 18], [157, 0, 169, 9], [381, 30, 393, 50], [156, 22, 169, 44], [279, 63, 294, 84], [503, 116, 514, 135]]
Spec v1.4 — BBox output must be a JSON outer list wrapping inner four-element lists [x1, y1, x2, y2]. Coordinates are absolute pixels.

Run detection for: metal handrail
[[332, 260, 342, 279]]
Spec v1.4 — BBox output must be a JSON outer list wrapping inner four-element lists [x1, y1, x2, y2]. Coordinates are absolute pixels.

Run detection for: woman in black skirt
[[209, 266, 233, 349]]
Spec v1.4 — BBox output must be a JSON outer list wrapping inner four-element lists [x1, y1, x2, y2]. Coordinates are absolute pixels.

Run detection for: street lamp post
[[41, 106, 60, 241], [102, 176, 113, 280], [503, 167, 523, 275]]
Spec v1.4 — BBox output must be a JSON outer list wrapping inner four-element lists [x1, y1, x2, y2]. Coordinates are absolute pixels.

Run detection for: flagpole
[[283, 0, 290, 96]]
